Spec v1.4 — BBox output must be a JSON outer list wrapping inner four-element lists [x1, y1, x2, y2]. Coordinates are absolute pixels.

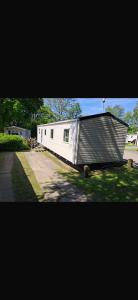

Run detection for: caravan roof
[[37, 112, 129, 127]]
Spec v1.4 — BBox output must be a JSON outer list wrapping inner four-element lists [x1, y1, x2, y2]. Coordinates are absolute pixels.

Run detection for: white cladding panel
[[37, 121, 78, 164]]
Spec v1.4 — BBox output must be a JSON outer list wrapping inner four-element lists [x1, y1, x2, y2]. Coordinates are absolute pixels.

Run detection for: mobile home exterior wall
[[37, 120, 78, 164], [77, 114, 128, 164], [37, 113, 128, 165]]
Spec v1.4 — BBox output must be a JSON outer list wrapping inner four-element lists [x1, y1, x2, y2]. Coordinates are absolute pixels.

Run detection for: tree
[[37, 105, 56, 123], [0, 98, 44, 130], [0, 98, 81, 136], [123, 112, 134, 126], [123, 102, 138, 133], [0, 98, 15, 130], [45, 98, 81, 120], [67, 102, 82, 119], [133, 101, 138, 126], [105, 105, 125, 119]]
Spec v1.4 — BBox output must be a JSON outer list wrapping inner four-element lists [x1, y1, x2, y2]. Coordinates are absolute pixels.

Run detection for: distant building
[[126, 133, 138, 145], [4, 126, 31, 139]]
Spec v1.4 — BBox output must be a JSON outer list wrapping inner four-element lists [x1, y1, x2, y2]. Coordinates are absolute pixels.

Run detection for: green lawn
[[125, 147, 138, 151], [58, 165, 138, 202], [125, 143, 136, 147], [125, 143, 138, 151], [12, 152, 44, 202], [2, 149, 138, 202], [43, 150, 138, 202]]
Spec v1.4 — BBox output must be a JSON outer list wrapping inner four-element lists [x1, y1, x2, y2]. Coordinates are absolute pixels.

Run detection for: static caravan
[[4, 126, 31, 139], [37, 112, 128, 165], [126, 133, 138, 146]]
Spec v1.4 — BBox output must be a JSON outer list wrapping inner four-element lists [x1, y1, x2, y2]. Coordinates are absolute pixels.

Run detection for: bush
[[0, 134, 29, 151]]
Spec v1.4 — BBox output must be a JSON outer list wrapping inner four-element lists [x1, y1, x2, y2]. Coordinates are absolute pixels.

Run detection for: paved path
[[124, 150, 138, 166], [0, 152, 14, 202], [24, 151, 89, 202]]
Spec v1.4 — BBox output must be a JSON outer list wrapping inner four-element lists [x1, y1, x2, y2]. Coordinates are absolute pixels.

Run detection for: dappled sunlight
[[59, 166, 138, 202]]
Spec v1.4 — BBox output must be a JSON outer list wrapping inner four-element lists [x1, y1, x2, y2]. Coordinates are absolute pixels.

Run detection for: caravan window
[[45, 129, 46, 135], [63, 129, 70, 143], [51, 129, 54, 139]]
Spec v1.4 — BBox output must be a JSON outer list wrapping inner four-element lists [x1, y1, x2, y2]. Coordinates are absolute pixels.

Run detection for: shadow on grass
[[12, 152, 43, 202], [59, 166, 138, 202]]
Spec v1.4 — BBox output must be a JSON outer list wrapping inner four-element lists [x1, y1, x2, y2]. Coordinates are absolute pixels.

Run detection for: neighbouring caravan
[[37, 112, 129, 165], [4, 126, 31, 139], [126, 134, 138, 145]]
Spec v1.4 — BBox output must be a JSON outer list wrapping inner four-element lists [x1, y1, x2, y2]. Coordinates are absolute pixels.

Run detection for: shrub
[[0, 134, 29, 151]]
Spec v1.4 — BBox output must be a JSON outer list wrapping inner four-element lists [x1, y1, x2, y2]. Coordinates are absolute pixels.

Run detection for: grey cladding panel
[[77, 116, 127, 164]]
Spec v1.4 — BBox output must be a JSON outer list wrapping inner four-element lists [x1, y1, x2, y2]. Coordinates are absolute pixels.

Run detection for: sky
[[76, 98, 138, 116], [44, 98, 138, 116]]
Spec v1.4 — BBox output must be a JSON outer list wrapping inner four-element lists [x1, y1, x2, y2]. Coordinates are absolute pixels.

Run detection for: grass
[[43, 149, 138, 202], [125, 147, 138, 151], [44, 151, 138, 202], [2, 148, 136, 203], [12, 152, 44, 202], [58, 165, 138, 202], [125, 143, 136, 147], [125, 143, 138, 151]]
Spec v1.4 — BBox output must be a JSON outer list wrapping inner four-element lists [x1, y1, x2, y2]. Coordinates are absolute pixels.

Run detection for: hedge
[[0, 134, 29, 151]]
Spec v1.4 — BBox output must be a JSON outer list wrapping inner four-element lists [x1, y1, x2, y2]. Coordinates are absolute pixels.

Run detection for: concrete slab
[[24, 151, 89, 202]]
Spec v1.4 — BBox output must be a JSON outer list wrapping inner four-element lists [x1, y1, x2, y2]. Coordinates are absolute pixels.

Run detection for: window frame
[[63, 129, 70, 143], [45, 129, 47, 136], [50, 129, 54, 139]]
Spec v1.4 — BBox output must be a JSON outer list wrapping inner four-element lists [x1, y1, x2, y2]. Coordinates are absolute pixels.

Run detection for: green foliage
[[27, 120, 39, 138], [59, 166, 138, 202], [123, 102, 138, 133], [67, 102, 82, 119], [0, 134, 29, 151], [106, 105, 125, 118], [45, 98, 82, 120], [105, 103, 138, 133], [37, 105, 56, 123], [0, 98, 57, 137], [127, 125, 138, 134], [133, 101, 138, 126], [27, 105, 56, 137], [124, 111, 134, 125], [0, 98, 44, 130]]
